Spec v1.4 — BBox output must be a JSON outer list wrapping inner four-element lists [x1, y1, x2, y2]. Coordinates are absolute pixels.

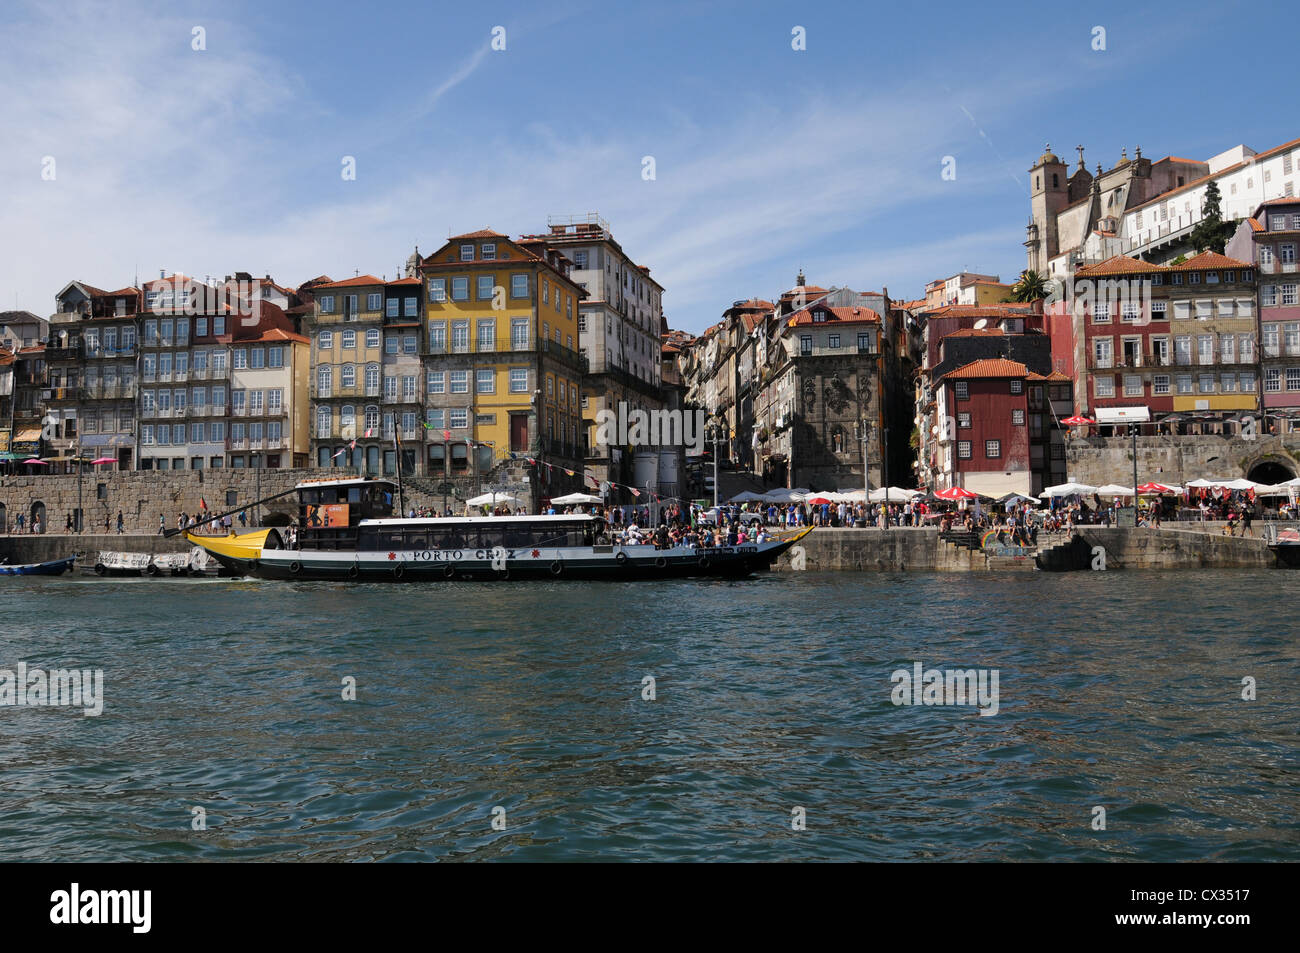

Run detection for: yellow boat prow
[[185, 529, 274, 562]]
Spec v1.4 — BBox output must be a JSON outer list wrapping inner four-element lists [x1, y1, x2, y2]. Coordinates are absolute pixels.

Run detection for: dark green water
[[0, 571, 1296, 861]]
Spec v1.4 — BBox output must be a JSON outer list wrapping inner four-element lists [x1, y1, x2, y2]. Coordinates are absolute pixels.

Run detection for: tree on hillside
[[1009, 269, 1050, 302], [1190, 181, 1234, 253]]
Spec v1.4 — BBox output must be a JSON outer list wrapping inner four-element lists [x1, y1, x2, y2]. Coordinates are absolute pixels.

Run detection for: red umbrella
[[1136, 482, 1174, 495], [23, 458, 49, 465], [90, 457, 116, 465], [935, 486, 979, 500], [804, 495, 833, 505], [1061, 415, 1095, 426]]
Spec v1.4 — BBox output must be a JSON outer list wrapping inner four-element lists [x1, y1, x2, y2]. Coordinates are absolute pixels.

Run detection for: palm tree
[[1009, 269, 1049, 302]]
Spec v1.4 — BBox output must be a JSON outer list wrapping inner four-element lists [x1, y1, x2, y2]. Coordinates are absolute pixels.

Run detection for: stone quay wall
[[769, 525, 1282, 573], [1065, 434, 1300, 487], [0, 468, 457, 538]]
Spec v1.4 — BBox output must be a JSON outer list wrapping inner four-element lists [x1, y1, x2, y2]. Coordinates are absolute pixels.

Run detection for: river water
[[1, 570, 1296, 861]]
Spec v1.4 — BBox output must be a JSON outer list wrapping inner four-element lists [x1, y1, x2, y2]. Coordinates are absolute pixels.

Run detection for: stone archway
[[1248, 459, 1296, 486]]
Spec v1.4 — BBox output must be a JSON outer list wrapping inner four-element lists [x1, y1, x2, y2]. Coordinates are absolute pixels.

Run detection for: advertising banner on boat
[[306, 503, 349, 528]]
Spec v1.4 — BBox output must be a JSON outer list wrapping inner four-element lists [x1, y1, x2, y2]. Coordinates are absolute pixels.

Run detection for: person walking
[[116, 511, 124, 534], [158, 513, 166, 535], [239, 509, 247, 528], [65, 512, 74, 533], [1242, 503, 1254, 538]]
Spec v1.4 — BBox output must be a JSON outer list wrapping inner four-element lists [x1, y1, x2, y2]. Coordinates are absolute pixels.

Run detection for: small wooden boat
[[0, 555, 76, 576]]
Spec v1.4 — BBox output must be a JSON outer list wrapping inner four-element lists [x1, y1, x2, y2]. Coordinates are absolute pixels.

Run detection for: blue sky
[[1, 0, 1294, 333]]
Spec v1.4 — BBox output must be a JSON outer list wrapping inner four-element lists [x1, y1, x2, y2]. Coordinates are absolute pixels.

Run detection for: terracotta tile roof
[[1075, 255, 1167, 276], [244, 327, 309, 345], [1171, 251, 1252, 270], [1247, 217, 1263, 232], [386, 277, 420, 286], [1254, 197, 1300, 209], [449, 229, 507, 240], [1026, 370, 1072, 382], [18, 344, 45, 354], [104, 286, 141, 297], [944, 327, 1007, 337], [314, 275, 384, 289], [783, 285, 828, 297], [940, 358, 1028, 380], [786, 305, 881, 327]]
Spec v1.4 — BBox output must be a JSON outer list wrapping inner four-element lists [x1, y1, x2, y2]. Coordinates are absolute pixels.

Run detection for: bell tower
[[1026, 143, 1068, 273]]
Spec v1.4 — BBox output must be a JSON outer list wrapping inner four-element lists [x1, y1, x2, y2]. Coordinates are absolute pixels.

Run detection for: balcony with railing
[[44, 342, 82, 362], [84, 345, 137, 359]]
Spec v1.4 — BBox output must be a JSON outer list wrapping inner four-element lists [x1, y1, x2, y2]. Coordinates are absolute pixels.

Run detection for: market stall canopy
[[997, 492, 1040, 505], [1095, 484, 1136, 496], [1061, 415, 1095, 426], [467, 492, 523, 507], [868, 486, 921, 502], [727, 491, 767, 503], [1041, 482, 1097, 497], [550, 492, 603, 505]]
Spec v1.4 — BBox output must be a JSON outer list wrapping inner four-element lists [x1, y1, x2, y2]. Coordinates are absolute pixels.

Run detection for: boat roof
[[295, 477, 398, 490], [359, 514, 597, 526]]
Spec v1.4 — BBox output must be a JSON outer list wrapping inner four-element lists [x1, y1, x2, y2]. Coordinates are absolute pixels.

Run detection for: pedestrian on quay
[[1242, 503, 1254, 538], [32, 515, 42, 535], [14, 512, 24, 533], [65, 513, 74, 533], [239, 510, 247, 528], [116, 511, 124, 534], [158, 513, 166, 535]]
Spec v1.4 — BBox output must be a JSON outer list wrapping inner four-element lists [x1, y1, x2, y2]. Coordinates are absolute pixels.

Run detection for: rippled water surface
[[1, 570, 1297, 861]]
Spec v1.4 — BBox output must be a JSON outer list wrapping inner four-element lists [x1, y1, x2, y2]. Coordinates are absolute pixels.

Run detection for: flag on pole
[[443, 429, 451, 442]]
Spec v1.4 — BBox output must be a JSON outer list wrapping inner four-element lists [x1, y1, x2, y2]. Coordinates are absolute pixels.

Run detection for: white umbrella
[[1042, 482, 1097, 497], [1215, 478, 1263, 491], [1185, 478, 1219, 488], [728, 491, 766, 502], [869, 486, 920, 502], [1095, 484, 1136, 496], [550, 491, 603, 505], [467, 491, 523, 507]]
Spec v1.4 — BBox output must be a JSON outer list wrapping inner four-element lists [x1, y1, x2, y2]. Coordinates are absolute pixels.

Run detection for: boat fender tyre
[[655, 556, 668, 569], [94, 563, 106, 576], [615, 551, 628, 566], [347, 563, 359, 579], [147, 563, 161, 577], [698, 555, 711, 569], [443, 564, 455, 579], [393, 563, 405, 580], [288, 561, 302, 575], [550, 560, 563, 576]]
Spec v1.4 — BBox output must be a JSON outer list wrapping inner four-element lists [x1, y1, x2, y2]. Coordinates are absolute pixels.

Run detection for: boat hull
[[1269, 544, 1300, 568], [189, 529, 810, 582], [0, 556, 76, 576]]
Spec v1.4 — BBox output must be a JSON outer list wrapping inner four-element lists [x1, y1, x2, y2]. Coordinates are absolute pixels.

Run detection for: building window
[[1094, 376, 1115, 398], [1288, 368, 1300, 392], [386, 298, 399, 318], [1153, 375, 1170, 395], [800, 335, 812, 355], [450, 370, 468, 393], [342, 329, 356, 349], [427, 370, 445, 394], [509, 368, 528, 393], [1010, 379, 1023, 394], [1281, 284, 1298, 306], [955, 381, 968, 400], [476, 369, 495, 393], [1124, 375, 1142, 396], [451, 321, 469, 353], [450, 408, 468, 429], [828, 334, 840, 349], [957, 441, 971, 459], [481, 243, 496, 261], [511, 274, 529, 298], [428, 279, 446, 302], [319, 295, 335, 313], [318, 330, 332, 349], [1011, 409, 1025, 426], [448, 277, 468, 301], [1176, 374, 1193, 395], [367, 293, 381, 311], [984, 440, 1001, 458], [958, 412, 971, 429], [460, 244, 475, 262]]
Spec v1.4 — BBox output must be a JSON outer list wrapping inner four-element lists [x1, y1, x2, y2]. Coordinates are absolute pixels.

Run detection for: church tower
[[1025, 144, 1068, 273]]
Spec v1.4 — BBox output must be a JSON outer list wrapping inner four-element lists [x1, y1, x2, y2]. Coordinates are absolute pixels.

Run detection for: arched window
[[341, 405, 356, 435], [365, 405, 380, 433], [1052, 173, 1059, 188], [341, 364, 356, 388], [316, 365, 332, 397], [365, 363, 380, 395], [316, 405, 332, 437]]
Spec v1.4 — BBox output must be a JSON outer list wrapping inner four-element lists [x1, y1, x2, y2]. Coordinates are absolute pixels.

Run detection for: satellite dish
[[973, 318, 988, 330]]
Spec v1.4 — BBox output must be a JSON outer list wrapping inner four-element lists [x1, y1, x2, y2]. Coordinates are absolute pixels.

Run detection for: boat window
[[301, 489, 319, 504], [359, 528, 380, 551], [405, 532, 428, 550], [347, 487, 362, 503], [320, 488, 339, 504]]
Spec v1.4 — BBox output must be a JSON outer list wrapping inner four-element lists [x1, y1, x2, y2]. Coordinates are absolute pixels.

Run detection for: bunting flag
[[331, 448, 347, 460], [364, 428, 374, 438], [444, 429, 452, 442]]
